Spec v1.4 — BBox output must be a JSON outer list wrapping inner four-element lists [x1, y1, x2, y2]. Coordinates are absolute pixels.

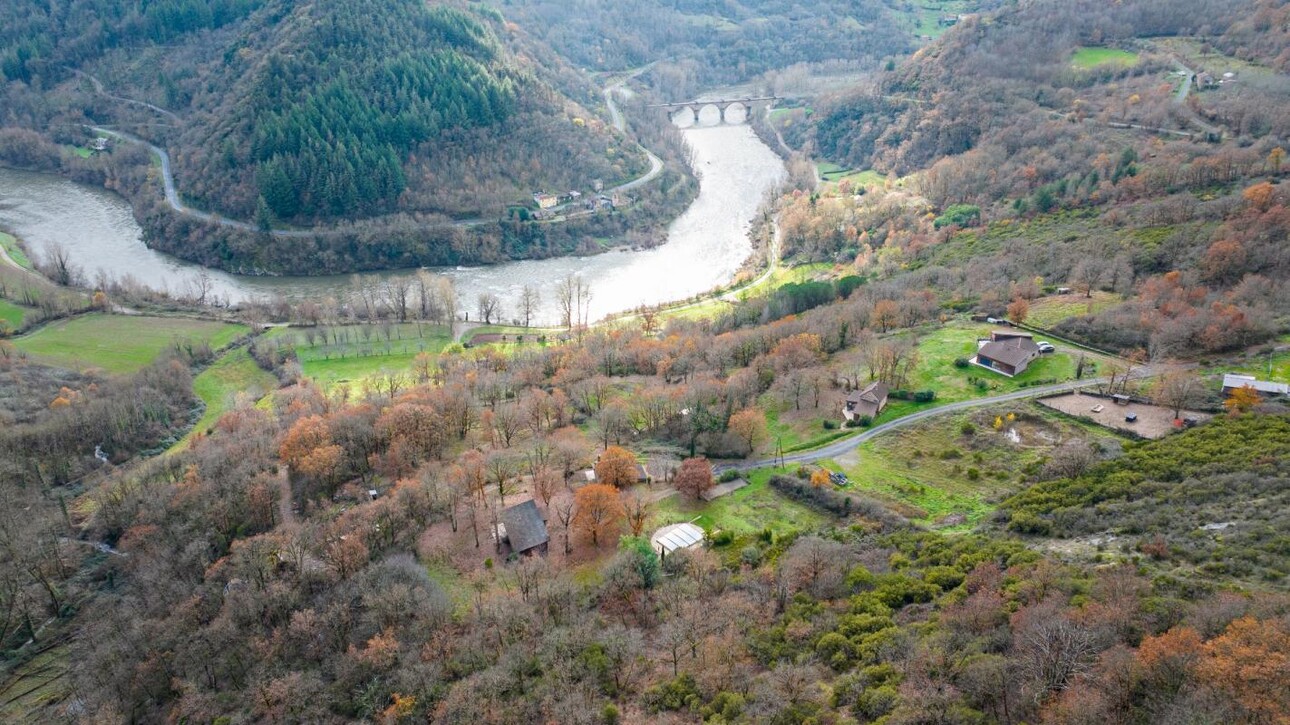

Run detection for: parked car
[[1037, 341, 1055, 353], [1125, 413, 1138, 423], [829, 472, 849, 487], [986, 317, 1001, 324]]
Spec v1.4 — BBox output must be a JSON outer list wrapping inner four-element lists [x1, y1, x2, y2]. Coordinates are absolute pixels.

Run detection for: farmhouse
[[974, 332, 1040, 377], [499, 500, 549, 556], [1221, 373, 1289, 398], [533, 193, 559, 209], [843, 381, 889, 422]]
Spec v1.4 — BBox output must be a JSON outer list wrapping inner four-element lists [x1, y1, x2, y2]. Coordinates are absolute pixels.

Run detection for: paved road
[[89, 70, 667, 237], [717, 368, 1159, 473], [602, 68, 665, 193], [1168, 58, 1222, 138]]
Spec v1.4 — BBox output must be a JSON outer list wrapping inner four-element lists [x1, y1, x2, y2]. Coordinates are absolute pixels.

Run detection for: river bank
[[0, 119, 786, 325]]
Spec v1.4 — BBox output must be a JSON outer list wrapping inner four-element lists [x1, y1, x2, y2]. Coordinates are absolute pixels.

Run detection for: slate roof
[[846, 381, 889, 405], [978, 336, 1040, 368], [500, 500, 549, 553]]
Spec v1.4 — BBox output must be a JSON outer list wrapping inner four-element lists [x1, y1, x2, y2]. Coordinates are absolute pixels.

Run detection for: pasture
[[1071, 47, 1140, 69], [13, 314, 248, 373]]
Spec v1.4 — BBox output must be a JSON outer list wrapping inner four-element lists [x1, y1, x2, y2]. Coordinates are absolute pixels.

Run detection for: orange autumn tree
[[1242, 180, 1276, 211], [1134, 626, 1203, 694], [1194, 616, 1290, 722], [279, 414, 344, 485], [572, 484, 625, 546], [1224, 384, 1261, 416], [1006, 297, 1029, 325], [728, 408, 768, 455], [595, 445, 638, 488]]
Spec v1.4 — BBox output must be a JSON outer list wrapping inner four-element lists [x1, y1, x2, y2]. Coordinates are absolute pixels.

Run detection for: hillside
[[1001, 414, 1290, 586], [771, 0, 1289, 357], [492, 0, 929, 98], [4, 0, 1290, 722]]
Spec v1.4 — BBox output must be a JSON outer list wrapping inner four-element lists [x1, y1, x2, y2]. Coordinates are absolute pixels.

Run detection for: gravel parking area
[[1038, 392, 1212, 438]]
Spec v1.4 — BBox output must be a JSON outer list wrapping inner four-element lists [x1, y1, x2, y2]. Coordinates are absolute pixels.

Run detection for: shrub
[[701, 692, 746, 722], [966, 468, 981, 480], [912, 390, 936, 403], [960, 422, 976, 435], [643, 674, 701, 713], [711, 530, 735, 546], [769, 475, 906, 527], [934, 203, 981, 229], [835, 275, 865, 299], [924, 566, 966, 590], [1006, 512, 1053, 536], [856, 415, 873, 427], [824, 419, 839, 430], [954, 357, 970, 369], [719, 469, 741, 483]]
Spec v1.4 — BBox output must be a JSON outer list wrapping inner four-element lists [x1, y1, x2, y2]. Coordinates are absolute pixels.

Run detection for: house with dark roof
[[974, 333, 1040, 377], [499, 500, 549, 556], [843, 381, 889, 421]]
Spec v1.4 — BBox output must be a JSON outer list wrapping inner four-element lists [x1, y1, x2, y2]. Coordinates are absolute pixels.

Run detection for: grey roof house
[[843, 381, 889, 421], [974, 334, 1040, 377], [500, 500, 549, 556]]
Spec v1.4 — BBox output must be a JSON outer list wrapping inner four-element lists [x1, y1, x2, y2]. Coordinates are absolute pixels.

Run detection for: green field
[[1026, 291, 1121, 328], [817, 163, 885, 188], [268, 323, 452, 388], [0, 299, 29, 330], [758, 320, 1092, 455], [902, 323, 1080, 400], [891, 0, 976, 38], [0, 232, 34, 270], [1071, 47, 1140, 69], [831, 405, 1119, 527], [1220, 335, 1290, 382], [178, 348, 278, 448], [651, 468, 829, 536], [0, 643, 70, 721], [1155, 37, 1278, 81], [13, 314, 249, 373]]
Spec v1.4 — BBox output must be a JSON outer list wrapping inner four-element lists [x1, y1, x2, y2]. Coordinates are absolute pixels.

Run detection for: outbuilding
[[650, 522, 705, 557]]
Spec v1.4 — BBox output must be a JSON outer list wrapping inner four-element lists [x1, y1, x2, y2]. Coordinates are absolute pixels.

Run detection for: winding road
[[87, 69, 667, 237], [718, 367, 1160, 473]]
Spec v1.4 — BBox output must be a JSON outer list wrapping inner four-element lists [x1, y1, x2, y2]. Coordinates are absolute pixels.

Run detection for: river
[[0, 115, 784, 325]]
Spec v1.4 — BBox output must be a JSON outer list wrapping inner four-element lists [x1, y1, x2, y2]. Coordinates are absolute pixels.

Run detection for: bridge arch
[[653, 96, 779, 127]]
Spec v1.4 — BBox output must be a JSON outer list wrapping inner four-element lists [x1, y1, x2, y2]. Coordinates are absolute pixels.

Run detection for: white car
[[1037, 341, 1055, 353]]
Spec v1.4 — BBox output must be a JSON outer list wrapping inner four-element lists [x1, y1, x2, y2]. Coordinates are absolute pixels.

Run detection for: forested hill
[[492, 0, 928, 98], [0, 0, 651, 224], [199, 0, 519, 220]]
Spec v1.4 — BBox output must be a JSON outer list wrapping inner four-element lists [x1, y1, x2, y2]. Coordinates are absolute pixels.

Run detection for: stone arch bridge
[[648, 96, 779, 125]]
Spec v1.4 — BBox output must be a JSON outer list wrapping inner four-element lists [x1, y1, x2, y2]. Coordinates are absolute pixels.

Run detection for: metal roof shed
[[650, 523, 705, 556]]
